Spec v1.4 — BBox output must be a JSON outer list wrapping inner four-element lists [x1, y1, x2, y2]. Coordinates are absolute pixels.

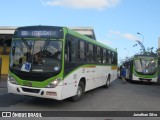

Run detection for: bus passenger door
[[62, 35, 78, 99], [64, 35, 77, 76], [129, 60, 133, 80]]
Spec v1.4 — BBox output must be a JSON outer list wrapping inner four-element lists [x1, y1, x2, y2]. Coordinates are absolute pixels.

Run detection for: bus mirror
[[12, 47, 15, 56]]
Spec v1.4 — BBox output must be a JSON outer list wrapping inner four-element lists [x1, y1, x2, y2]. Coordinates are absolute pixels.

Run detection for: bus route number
[[21, 31, 29, 36]]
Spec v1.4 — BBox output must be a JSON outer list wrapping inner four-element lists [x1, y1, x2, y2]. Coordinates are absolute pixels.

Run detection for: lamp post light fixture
[[137, 32, 144, 44]]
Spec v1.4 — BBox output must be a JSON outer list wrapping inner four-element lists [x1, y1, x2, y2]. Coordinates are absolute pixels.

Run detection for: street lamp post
[[136, 32, 146, 53], [133, 40, 146, 53], [124, 48, 129, 59], [137, 32, 144, 44]]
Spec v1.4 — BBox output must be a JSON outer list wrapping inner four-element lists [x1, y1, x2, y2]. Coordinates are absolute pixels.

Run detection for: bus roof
[[134, 53, 157, 57]]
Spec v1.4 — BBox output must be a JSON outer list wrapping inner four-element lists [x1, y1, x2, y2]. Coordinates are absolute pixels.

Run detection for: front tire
[[71, 81, 85, 102]]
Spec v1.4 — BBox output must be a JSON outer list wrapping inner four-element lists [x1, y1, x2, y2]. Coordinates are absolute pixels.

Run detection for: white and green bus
[[8, 26, 118, 101], [121, 53, 159, 83]]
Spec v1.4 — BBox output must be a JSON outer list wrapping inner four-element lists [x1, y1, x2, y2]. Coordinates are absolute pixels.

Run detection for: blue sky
[[0, 0, 160, 63]]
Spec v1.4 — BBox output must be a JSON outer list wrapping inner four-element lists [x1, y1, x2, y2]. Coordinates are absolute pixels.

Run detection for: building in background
[[0, 27, 17, 77], [70, 27, 96, 40]]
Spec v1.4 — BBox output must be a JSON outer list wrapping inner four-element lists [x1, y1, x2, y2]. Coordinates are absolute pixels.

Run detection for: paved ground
[[1, 79, 160, 120]]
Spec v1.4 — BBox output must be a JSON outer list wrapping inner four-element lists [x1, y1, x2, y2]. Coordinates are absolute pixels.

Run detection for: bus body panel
[[8, 65, 117, 100], [61, 65, 117, 99]]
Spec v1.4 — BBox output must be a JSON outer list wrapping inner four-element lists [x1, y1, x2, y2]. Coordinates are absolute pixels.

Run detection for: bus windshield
[[134, 57, 157, 74], [10, 39, 62, 73]]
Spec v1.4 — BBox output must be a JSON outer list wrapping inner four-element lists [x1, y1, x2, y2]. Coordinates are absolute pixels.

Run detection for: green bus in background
[[121, 53, 159, 84], [8, 26, 118, 101]]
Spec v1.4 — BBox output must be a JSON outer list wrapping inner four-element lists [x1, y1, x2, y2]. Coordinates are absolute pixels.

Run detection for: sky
[[0, 0, 160, 63]]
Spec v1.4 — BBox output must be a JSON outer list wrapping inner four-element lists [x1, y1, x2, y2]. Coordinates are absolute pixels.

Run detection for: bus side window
[[106, 50, 108, 64], [111, 52, 115, 64], [103, 49, 106, 63], [66, 36, 77, 63], [85, 42, 89, 62], [107, 51, 111, 64], [114, 52, 118, 65], [100, 48, 103, 63], [78, 40, 85, 62], [65, 35, 71, 62], [86, 44, 94, 63], [93, 45, 97, 63], [97, 47, 101, 63]]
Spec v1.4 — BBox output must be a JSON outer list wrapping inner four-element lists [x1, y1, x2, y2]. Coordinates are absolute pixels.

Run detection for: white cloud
[[122, 33, 138, 41], [109, 30, 139, 41], [41, 0, 121, 10], [109, 30, 121, 36], [99, 39, 112, 46]]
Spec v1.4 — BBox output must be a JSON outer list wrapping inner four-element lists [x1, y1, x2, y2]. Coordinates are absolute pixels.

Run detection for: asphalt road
[[1, 79, 160, 120]]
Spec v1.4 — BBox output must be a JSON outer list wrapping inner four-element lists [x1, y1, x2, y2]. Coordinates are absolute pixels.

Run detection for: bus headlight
[[8, 75, 18, 85], [46, 78, 62, 88]]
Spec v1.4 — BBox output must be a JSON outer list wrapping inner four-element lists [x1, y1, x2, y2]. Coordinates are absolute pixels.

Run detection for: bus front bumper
[[8, 81, 63, 100], [132, 74, 157, 82]]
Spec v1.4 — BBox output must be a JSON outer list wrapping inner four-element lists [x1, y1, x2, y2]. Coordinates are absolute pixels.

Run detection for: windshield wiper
[[21, 39, 32, 50], [41, 39, 50, 51]]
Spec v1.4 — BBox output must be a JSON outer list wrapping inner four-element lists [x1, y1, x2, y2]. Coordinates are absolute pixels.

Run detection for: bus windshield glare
[[10, 39, 62, 73], [134, 58, 157, 74]]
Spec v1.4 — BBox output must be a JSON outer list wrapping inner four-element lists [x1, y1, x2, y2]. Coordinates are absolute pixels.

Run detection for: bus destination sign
[[16, 29, 63, 38], [21, 30, 53, 36]]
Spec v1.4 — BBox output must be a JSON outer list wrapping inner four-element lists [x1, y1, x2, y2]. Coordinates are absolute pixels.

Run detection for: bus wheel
[[71, 81, 84, 102], [104, 75, 110, 88]]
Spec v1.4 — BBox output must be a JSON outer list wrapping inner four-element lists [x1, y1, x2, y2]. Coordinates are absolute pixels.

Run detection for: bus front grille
[[22, 87, 40, 93], [139, 78, 152, 81]]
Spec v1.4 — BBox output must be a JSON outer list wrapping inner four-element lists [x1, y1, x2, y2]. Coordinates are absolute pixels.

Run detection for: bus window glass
[[106, 50, 108, 64], [67, 39, 76, 63], [97, 47, 101, 63], [134, 58, 157, 74], [111, 52, 115, 64], [114, 53, 117, 65], [93, 45, 97, 63], [79, 41, 85, 62], [87, 44, 94, 63], [100, 48, 103, 63], [10, 40, 28, 67], [108, 51, 111, 64], [10, 40, 62, 73], [103, 49, 106, 63]]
